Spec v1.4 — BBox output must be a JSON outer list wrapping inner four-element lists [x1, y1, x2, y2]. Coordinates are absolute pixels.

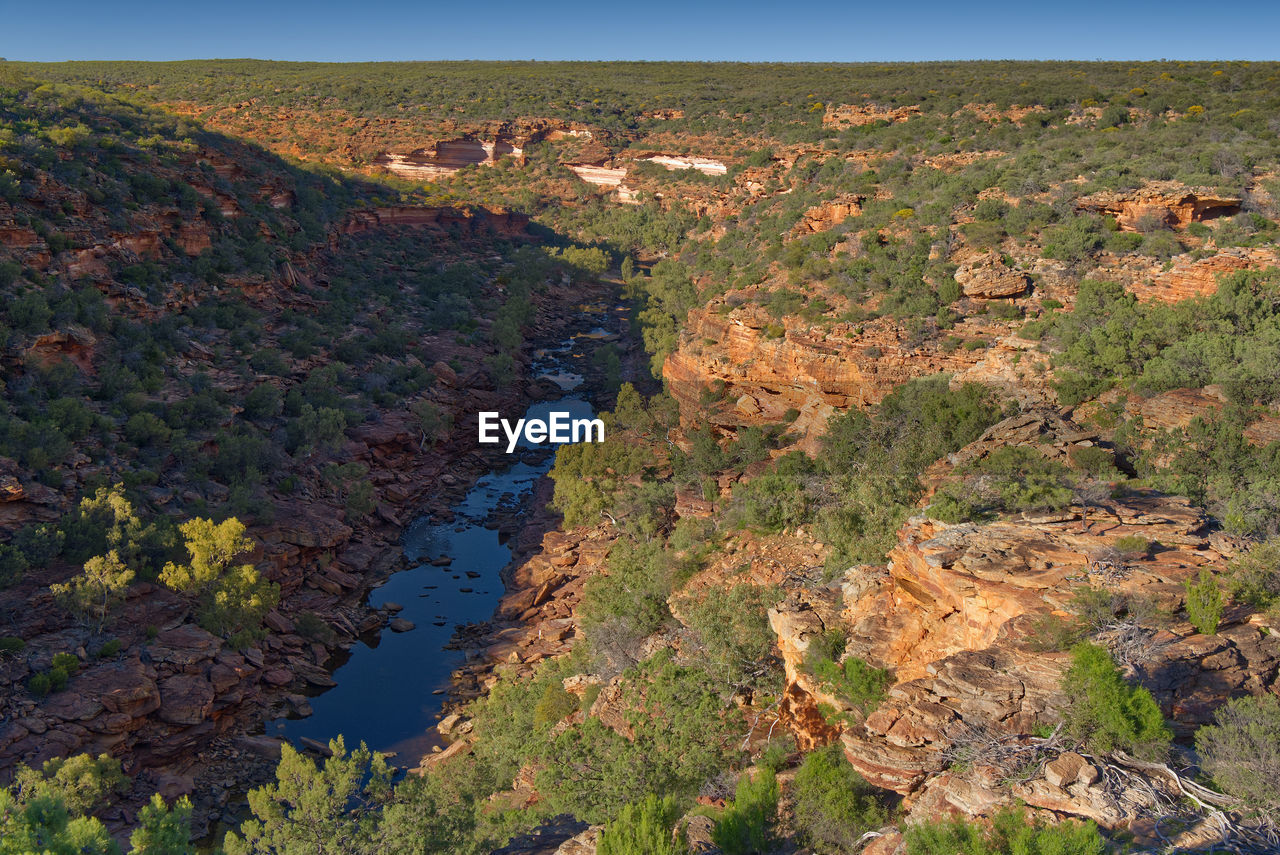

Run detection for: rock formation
[[823, 103, 922, 127], [1076, 182, 1241, 231]]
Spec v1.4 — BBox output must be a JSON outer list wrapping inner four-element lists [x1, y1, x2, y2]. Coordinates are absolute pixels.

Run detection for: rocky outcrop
[[824, 104, 921, 128], [566, 164, 628, 187], [954, 255, 1030, 299], [372, 119, 597, 178], [1076, 182, 1240, 231], [662, 304, 990, 448], [792, 196, 863, 235], [376, 139, 522, 178], [1128, 386, 1280, 447], [335, 205, 529, 240], [1130, 246, 1280, 302], [639, 155, 727, 175], [763, 410, 1280, 831]]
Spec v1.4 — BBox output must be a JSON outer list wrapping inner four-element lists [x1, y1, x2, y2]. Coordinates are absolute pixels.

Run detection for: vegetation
[[790, 744, 893, 853], [160, 517, 279, 645], [224, 738, 392, 855], [905, 807, 1104, 855], [1184, 569, 1223, 634], [711, 767, 780, 855], [50, 551, 135, 632], [597, 795, 684, 855], [1061, 643, 1171, 760], [809, 655, 893, 722], [1228, 538, 1280, 623], [1195, 694, 1280, 819], [3, 55, 1280, 852], [2, 754, 193, 855]]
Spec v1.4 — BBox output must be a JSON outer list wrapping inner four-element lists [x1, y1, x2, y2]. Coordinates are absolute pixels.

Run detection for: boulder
[[157, 674, 216, 725]]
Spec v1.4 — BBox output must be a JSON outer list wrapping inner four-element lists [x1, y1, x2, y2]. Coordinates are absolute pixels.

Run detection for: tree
[[161, 518, 279, 646], [129, 794, 195, 855], [905, 806, 1103, 855], [1061, 643, 1171, 760], [61, 484, 151, 567], [50, 550, 134, 631], [225, 738, 392, 855], [12, 754, 128, 815], [791, 744, 891, 852], [712, 767, 779, 855], [0, 792, 117, 855], [678, 584, 782, 692], [1184, 569, 1223, 635], [1195, 694, 1280, 820], [597, 794, 684, 855]]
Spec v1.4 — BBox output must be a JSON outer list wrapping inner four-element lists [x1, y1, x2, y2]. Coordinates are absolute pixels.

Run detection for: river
[[276, 317, 614, 766]]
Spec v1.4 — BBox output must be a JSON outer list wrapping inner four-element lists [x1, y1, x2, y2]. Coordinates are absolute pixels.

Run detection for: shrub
[[905, 806, 1104, 855], [50, 652, 79, 673], [1112, 535, 1150, 555], [1195, 693, 1280, 818], [791, 744, 892, 852], [125, 411, 172, 446], [712, 767, 779, 855], [225, 737, 392, 855], [294, 612, 336, 644], [12, 753, 128, 814], [532, 683, 579, 729], [96, 638, 123, 658], [1184, 569, 1223, 634], [28, 671, 52, 697], [0, 544, 29, 588], [50, 550, 135, 631], [597, 794, 685, 855], [1061, 643, 1171, 760], [160, 517, 280, 646], [0, 636, 26, 655], [1229, 539, 1280, 615], [677, 583, 782, 692], [975, 446, 1072, 514], [811, 656, 893, 721]]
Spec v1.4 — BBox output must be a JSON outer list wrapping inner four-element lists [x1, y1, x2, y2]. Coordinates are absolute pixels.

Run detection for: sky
[[2, 0, 1278, 63]]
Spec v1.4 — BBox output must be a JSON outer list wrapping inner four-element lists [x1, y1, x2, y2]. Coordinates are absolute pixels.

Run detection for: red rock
[[157, 674, 216, 725], [1077, 182, 1240, 231], [151, 625, 223, 667]]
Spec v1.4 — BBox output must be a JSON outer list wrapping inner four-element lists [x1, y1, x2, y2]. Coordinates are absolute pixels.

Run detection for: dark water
[[276, 389, 596, 765]]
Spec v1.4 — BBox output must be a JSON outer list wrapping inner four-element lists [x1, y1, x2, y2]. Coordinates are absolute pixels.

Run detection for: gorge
[[1, 58, 1279, 855]]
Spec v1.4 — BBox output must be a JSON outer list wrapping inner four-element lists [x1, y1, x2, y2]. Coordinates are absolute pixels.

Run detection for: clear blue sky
[[3, 0, 1278, 62]]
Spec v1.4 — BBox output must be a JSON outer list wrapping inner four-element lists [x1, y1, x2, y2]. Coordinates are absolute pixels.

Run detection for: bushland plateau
[[1, 60, 1280, 854]]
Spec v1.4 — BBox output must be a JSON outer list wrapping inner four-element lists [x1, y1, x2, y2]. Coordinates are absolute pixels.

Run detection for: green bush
[[905, 806, 1104, 855], [1184, 569, 1223, 634], [1229, 539, 1280, 617], [816, 377, 1000, 570], [791, 744, 892, 852], [96, 639, 123, 658], [811, 656, 893, 721], [598, 794, 685, 855], [1112, 535, 1150, 555], [1195, 693, 1280, 818], [160, 517, 279, 646], [51, 652, 79, 673], [294, 612, 336, 644], [28, 672, 53, 697], [972, 446, 1072, 514], [1061, 643, 1171, 760], [532, 683, 579, 729], [677, 583, 782, 692], [712, 767, 779, 855]]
